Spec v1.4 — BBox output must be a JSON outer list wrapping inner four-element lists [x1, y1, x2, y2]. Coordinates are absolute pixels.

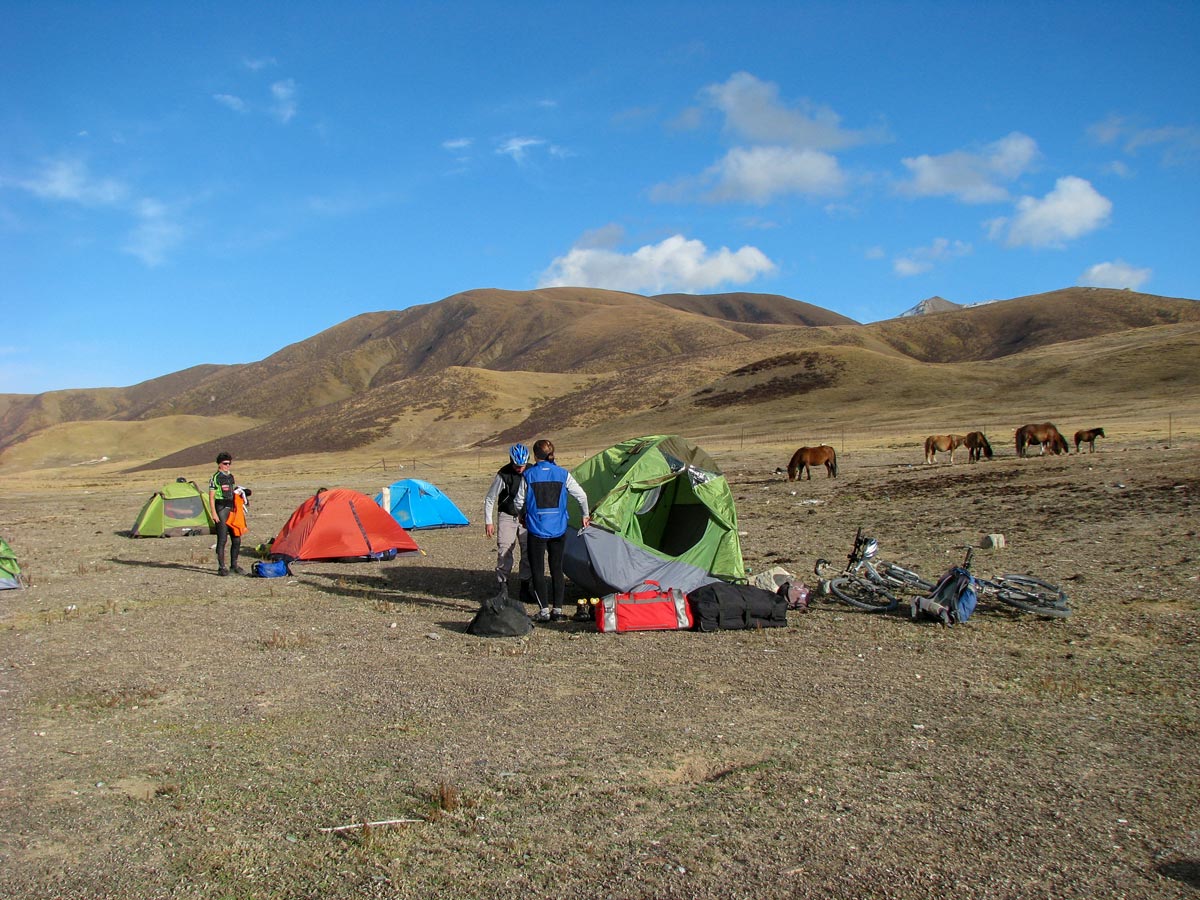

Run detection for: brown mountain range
[[1, 286, 1196, 473]]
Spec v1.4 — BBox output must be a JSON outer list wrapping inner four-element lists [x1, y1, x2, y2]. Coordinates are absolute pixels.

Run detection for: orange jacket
[[227, 490, 248, 537]]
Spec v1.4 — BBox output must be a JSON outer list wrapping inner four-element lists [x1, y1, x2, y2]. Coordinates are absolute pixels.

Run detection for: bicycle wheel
[[993, 575, 1071, 618], [829, 576, 899, 612], [880, 562, 936, 594]]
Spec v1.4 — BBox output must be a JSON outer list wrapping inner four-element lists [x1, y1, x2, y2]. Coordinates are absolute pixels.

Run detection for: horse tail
[[829, 448, 838, 477]]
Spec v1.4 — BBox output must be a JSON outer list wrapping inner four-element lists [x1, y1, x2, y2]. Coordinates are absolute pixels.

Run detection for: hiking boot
[[533, 608, 551, 622], [217, 568, 229, 577], [550, 608, 566, 622], [231, 565, 245, 575]]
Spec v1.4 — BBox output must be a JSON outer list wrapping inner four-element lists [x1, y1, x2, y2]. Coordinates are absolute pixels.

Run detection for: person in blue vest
[[514, 439, 590, 622]]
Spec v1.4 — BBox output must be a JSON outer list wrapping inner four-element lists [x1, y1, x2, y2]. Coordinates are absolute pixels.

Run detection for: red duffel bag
[[595, 580, 693, 633]]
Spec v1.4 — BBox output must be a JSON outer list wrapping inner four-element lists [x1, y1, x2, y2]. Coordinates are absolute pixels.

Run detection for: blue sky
[[2, 1, 1197, 394]]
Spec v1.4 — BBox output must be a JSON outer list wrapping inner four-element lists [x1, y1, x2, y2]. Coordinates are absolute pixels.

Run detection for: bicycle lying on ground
[[813, 528, 1071, 618], [958, 546, 1071, 618], [813, 527, 936, 612]]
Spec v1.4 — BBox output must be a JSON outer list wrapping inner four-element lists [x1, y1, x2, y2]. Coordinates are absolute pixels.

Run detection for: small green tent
[[0, 537, 21, 589], [563, 435, 744, 594], [130, 478, 216, 537]]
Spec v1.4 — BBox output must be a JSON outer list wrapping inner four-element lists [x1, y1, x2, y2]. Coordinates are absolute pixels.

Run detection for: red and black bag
[[596, 580, 693, 633]]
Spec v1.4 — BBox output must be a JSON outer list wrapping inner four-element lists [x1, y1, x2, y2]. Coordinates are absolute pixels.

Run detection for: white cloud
[[1088, 114, 1200, 166], [654, 72, 882, 207], [703, 71, 881, 150], [12, 158, 127, 206], [123, 198, 183, 267], [652, 145, 845, 204], [270, 79, 298, 123], [3, 158, 184, 267], [538, 232, 777, 294], [573, 223, 625, 249], [892, 237, 972, 277], [704, 146, 845, 203], [1088, 114, 1125, 145], [1079, 260, 1151, 290], [496, 136, 545, 164], [213, 93, 247, 113], [243, 56, 277, 71], [442, 138, 472, 151], [668, 106, 705, 131], [897, 132, 1039, 203], [991, 176, 1112, 248]]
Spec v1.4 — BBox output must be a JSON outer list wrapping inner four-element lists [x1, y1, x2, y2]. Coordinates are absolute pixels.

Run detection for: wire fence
[[371, 411, 1194, 477]]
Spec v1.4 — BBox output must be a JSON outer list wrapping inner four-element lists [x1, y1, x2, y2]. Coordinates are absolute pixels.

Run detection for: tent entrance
[[628, 476, 712, 557]]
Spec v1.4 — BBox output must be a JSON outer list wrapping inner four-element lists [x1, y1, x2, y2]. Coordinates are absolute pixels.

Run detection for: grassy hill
[[1, 286, 1197, 474]]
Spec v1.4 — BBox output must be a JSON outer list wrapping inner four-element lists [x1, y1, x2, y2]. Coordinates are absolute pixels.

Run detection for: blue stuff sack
[[252, 559, 291, 578], [912, 567, 976, 626], [951, 573, 978, 624]]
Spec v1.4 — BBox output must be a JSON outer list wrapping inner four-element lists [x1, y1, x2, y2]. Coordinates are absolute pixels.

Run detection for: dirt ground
[[1, 437, 1197, 899]]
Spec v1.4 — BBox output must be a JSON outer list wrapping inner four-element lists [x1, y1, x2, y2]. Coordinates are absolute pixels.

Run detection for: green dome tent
[[0, 537, 21, 590], [563, 435, 744, 594], [130, 478, 216, 537]]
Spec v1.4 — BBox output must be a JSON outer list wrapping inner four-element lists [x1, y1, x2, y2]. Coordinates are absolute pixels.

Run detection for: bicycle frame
[[814, 528, 937, 611]]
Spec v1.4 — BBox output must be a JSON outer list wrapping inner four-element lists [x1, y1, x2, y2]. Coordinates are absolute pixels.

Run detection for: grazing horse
[[1074, 427, 1105, 453], [924, 434, 966, 465], [1015, 422, 1069, 457], [964, 431, 993, 462], [787, 445, 838, 480]]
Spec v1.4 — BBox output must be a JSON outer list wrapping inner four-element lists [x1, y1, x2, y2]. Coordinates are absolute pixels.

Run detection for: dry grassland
[[1, 416, 1198, 899]]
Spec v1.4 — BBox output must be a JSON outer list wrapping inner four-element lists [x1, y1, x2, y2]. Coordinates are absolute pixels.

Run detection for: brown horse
[[1015, 422, 1069, 457], [924, 434, 966, 465], [964, 431, 993, 462], [787, 445, 837, 480], [1074, 427, 1105, 453]]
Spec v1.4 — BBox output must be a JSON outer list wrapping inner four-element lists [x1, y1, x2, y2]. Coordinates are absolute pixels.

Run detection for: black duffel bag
[[686, 582, 789, 632]]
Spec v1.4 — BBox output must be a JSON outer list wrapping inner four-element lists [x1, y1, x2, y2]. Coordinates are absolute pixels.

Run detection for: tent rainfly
[[375, 478, 469, 530], [0, 537, 22, 590], [563, 435, 744, 595], [271, 488, 421, 563], [130, 478, 216, 537]]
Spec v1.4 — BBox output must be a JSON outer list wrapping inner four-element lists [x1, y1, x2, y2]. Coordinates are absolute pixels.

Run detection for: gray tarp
[[563, 527, 720, 596]]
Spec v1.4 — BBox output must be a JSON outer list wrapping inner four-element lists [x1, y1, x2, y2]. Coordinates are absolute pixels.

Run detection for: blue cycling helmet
[[509, 443, 530, 466]]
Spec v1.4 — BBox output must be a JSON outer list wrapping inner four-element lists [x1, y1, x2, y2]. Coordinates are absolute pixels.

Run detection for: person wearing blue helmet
[[483, 443, 532, 607], [514, 439, 591, 622]]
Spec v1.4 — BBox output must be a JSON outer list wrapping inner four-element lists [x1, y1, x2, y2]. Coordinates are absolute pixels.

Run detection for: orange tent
[[271, 488, 420, 562]]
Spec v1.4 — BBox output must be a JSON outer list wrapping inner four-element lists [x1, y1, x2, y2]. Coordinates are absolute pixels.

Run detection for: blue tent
[[374, 478, 469, 530]]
